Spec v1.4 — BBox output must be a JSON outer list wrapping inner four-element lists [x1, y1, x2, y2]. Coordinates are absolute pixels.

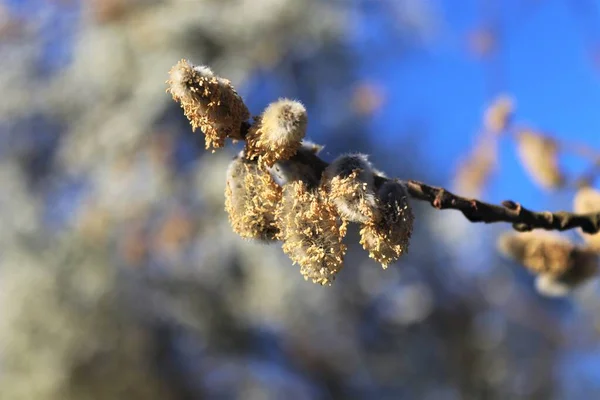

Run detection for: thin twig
[[403, 181, 600, 233]]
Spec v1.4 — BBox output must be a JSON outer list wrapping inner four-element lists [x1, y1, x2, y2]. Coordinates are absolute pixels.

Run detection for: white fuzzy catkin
[[261, 99, 307, 142], [245, 99, 307, 169]]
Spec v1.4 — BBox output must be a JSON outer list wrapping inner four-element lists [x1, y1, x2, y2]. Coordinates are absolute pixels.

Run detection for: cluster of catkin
[[167, 59, 413, 285]]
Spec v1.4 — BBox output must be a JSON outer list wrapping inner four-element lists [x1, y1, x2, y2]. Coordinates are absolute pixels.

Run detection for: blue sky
[[354, 0, 600, 212]]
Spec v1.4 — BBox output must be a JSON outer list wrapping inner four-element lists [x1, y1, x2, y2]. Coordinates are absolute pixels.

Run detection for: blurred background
[[1, 0, 600, 399]]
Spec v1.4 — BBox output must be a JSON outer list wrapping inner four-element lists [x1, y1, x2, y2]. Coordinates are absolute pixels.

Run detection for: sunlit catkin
[[360, 181, 414, 268], [497, 231, 598, 296], [323, 154, 377, 223], [277, 181, 347, 285], [167, 59, 250, 150], [515, 130, 564, 190], [225, 155, 281, 241], [245, 99, 307, 169]]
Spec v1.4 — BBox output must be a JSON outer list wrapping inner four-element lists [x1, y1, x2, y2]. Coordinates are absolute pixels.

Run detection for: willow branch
[[239, 122, 600, 235], [404, 181, 600, 233]]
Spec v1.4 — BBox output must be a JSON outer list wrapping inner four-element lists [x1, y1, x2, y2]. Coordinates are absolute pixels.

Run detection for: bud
[[573, 186, 600, 251], [515, 130, 564, 190], [497, 231, 598, 296], [224, 154, 281, 241], [277, 181, 347, 285], [360, 181, 414, 268], [245, 99, 307, 169], [323, 154, 377, 223], [167, 59, 250, 150]]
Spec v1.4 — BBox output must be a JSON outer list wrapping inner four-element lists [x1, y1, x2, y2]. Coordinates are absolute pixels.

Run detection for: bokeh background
[[1, 0, 600, 399]]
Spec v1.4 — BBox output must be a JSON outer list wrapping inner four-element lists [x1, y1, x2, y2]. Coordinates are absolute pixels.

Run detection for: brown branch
[[404, 181, 600, 234], [239, 122, 600, 234]]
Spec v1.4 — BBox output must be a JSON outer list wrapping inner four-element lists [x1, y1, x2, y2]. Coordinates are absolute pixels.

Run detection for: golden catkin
[[360, 181, 414, 268], [497, 231, 576, 275], [277, 181, 347, 285], [323, 154, 377, 223], [515, 130, 564, 190], [245, 99, 307, 169], [497, 231, 598, 295], [224, 155, 281, 241], [167, 59, 250, 150]]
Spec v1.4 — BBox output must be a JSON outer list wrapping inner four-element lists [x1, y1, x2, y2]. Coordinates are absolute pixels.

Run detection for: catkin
[[497, 231, 598, 296], [277, 181, 347, 285], [225, 155, 281, 241], [360, 181, 414, 268], [167, 59, 250, 150], [245, 99, 307, 169], [515, 130, 564, 190], [323, 154, 377, 223]]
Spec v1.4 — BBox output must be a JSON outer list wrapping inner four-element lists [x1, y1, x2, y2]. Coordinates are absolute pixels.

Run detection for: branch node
[[433, 190, 445, 209], [513, 223, 533, 232], [502, 200, 519, 211]]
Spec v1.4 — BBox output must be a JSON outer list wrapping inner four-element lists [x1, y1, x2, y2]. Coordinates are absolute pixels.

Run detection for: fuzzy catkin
[[360, 181, 414, 268], [277, 181, 347, 285], [497, 231, 575, 276], [225, 155, 281, 241], [497, 231, 599, 295], [245, 99, 307, 169], [515, 130, 564, 190], [323, 154, 377, 223], [167, 59, 250, 150]]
